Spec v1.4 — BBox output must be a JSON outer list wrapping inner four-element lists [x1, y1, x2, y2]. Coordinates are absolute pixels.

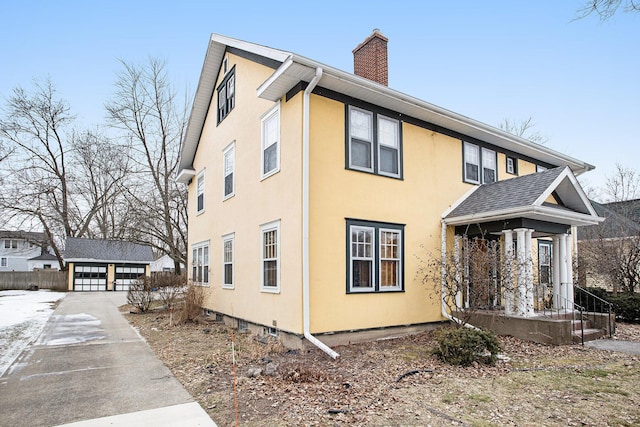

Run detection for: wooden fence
[[0, 270, 67, 291]]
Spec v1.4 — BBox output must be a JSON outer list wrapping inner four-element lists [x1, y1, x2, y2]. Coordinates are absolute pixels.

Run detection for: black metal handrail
[[542, 293, 586, 345], [574, 285, 614, 338]]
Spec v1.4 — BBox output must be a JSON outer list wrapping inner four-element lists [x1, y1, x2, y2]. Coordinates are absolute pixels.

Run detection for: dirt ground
[[124, 308, 640, 427]]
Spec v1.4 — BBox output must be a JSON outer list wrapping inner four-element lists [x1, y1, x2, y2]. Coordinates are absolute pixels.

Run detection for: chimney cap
[[352, 29, 388, 54]]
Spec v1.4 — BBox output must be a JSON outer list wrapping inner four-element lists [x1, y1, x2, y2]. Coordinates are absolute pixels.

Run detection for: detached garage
[[65, 238, 154, 291]]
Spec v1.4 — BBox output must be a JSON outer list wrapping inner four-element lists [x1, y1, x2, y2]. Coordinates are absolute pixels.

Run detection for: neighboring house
[[176, 32, 602, 355], [150, 254, 185, 273], [64, 238, 154, 291], [0, 230, 51, 272], [28, 253, 60, 271]]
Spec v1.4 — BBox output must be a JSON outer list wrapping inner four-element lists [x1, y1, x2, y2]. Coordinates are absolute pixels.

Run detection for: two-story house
[[177, 32, 602, 357], [0, 230, 52, 271]]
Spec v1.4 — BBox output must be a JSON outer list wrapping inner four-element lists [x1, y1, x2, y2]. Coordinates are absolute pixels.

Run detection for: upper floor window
[[196, 170, 205, 214], [347, 219, 404, 293], [4, 239, 18, 249], [347, 106, 402, 178], [192, 241, 209, 286], [223, 142, 235, 199], [506, 156, 518, 175], [261, 103, 280, 179], [261, 220, 280, 292], [463, 142, 496, 185], [217, 66, 235, 124]]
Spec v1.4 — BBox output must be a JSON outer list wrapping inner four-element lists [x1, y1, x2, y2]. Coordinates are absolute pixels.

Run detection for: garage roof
[[64, 238, 154, 264]]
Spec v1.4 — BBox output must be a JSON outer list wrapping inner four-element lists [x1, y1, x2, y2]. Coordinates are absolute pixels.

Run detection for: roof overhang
[[444, 205, 604, 228], [65, 258, 152, 264]]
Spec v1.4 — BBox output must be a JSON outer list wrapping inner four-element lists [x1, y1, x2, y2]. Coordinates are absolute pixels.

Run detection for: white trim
[[222, 233, 234, 289], [481, 147, 497, 184], [349, 225, 375, 292], [443, 204, 604, 227], [222, 142, 235, 200], [441, 186, 480, 219], [378, 227, 402, 291], [191, 240, 210, 287], [347, 105, 374, 173], [260, 220, 280, 293], [260, 102, 281, 180], [463, 142, 480, 185], [176, 168, 196, 184], [377, 115, 401, 178]]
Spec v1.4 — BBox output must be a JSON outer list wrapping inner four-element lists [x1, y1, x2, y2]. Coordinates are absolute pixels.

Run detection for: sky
[[1, 1, 638, 200]]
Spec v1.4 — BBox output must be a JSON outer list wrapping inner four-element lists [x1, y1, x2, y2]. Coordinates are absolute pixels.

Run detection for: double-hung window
[[347, 106, 401, 178], [261, 220, 280, 292], [347, 219, 404, 293], [192, 242, 209, 286], [222, 234, 234, 289], [223, 143, 235, 199], [4, 239, 17, 249], [196, 170, 205, 214], [463, 142, 497, 185], [1, 257, 7, 267], [261, 103, 280, 179], [217, 66, 235, 124], [538, 241, 552, 285]]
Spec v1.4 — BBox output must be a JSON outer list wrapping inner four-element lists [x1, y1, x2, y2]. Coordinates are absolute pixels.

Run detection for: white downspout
[[303, 67, 339, 359]]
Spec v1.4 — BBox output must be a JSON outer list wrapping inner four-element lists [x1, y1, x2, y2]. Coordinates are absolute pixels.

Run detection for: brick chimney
[[353, 29, 388, 86]]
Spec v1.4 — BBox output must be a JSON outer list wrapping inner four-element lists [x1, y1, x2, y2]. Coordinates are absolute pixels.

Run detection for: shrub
[[177, 282, 205, 323], [432, 327, 501, 367], [127, 276, 154, 313], [610, 294, 640, 322], [155, 273, 186, 309]]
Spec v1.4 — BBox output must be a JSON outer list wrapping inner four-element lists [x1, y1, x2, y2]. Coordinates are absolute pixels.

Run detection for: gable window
[[463, 142, 497, 185], [1, 257, 7, 267], [217, 66, 235, 124], [196, 170, 205, 214], [506, 156, 518, 175], [261, 220, 280, 292], [347, 106, 402, 178], [223, 142, 235, 199], [261, 103, 280, 179], [192, 242, 209, 286], [347, 219, 404, 293], [222, 233, 234, 289]]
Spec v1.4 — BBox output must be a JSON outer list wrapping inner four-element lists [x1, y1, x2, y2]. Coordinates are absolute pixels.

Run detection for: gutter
[[302, 67, 339, 359]]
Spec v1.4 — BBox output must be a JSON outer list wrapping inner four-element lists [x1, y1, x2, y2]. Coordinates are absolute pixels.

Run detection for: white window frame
[[223, 142, 235, 200], [463, 142, 480, 184], [191, 241, 210, 286], [260, 220, 280, 293], [1, 257, 7, 267], [377, 115, 401, 178], [379, 228, 402, 291], [506, 156, 517, 175], [348, 106, 374, 173], [349, 225, 375, 292], [261, 103, 280, 180], [196, 169, 205, 215], [222, 233, 234, 289], [481, 147, 497, 184]]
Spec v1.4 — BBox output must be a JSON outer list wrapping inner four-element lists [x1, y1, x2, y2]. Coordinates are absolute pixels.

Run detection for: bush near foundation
[[127, 276, 154, 313], [432, 327, 501, 367], [581, 287, 640, 322]]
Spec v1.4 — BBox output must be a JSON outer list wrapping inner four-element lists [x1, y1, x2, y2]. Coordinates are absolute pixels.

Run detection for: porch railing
[[542, 293, 586, 345], [574, 285, 614, 338]]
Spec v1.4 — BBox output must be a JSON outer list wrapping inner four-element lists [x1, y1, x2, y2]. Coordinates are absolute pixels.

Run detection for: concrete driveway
[[0, 292, 216, 427]]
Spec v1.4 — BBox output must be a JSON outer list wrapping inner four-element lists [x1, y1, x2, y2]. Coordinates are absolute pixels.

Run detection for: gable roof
[[177, 33, 595, 183], [578, 199, 640, 240], [0, 230, 47, 243], [64, 238, 154, 263], [443, 167, 603, 227]]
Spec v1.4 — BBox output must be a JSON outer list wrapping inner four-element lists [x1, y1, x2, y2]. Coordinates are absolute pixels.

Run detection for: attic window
[[217, 66, 235, 124], [506, 156, 518, 175]]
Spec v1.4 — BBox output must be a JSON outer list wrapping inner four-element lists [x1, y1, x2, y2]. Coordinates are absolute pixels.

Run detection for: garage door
[[114, 265, 146, 291], [74, 265, 107, 291]]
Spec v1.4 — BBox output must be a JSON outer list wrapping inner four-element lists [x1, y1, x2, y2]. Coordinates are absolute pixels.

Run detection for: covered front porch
[[440, 167, 605, 343]]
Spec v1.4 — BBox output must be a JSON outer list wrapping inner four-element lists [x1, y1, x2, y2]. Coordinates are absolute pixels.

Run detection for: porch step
[[571, 319, 590, 331], [572, 328, 604, 344]]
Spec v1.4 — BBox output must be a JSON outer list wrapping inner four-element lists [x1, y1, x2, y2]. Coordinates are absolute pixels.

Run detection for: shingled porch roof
[[443, 167, 603, 235]]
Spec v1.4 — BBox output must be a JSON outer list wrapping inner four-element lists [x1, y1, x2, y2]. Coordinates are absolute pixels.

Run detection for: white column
[[525, 229, 535, 317], [558, 234, 568, 309], [552, 236, 561, 309], [515, 228, 527, 316], [454, 235, 462, 309], [502, 230, 515, 315], [565, 234, 574, 307]]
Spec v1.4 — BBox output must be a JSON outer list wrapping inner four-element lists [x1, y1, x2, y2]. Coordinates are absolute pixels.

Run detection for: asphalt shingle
[[65, 238, 154, 262]]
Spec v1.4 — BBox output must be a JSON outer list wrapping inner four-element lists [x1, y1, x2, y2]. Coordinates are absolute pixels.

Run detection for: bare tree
[[0, 79, 128, 268], [577, 0, 640, 20], [106, 59, 188, 273], [499, 117, 549, 145], [602, 163, 640, 203]]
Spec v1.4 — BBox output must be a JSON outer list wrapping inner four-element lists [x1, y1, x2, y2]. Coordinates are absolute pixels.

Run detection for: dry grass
[[124, 308, 640, 427]]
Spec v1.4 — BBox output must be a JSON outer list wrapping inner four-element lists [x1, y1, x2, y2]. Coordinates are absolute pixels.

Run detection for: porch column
[[515, 228, 527, 316], [502, 230, 515, 315], [525, 229, 535, 317], [552, 235, 561, 309], [565, 233, 574, 307], [558, 233, 568, 309], [454, 235, 463, 309]]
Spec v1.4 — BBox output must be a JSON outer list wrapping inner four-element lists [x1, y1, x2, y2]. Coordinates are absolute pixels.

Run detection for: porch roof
[[443, 167, 604, 229]]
